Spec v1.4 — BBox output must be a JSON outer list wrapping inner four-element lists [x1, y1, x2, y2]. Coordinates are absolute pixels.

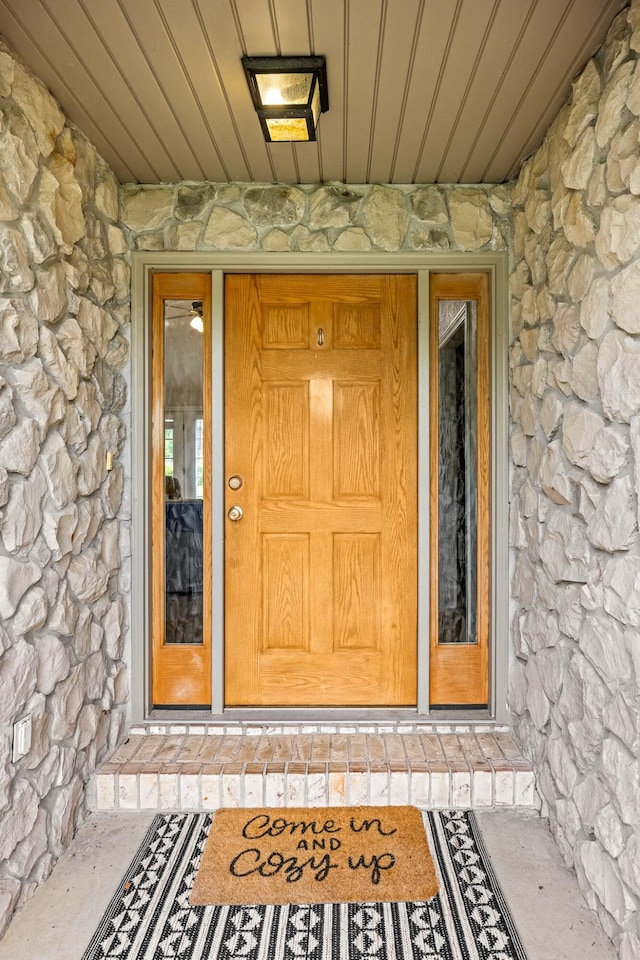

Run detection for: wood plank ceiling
[[0, 0, 629, 186]]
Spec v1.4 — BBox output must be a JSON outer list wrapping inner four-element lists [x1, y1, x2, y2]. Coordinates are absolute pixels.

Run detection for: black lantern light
[[242, 55, 329, 142]]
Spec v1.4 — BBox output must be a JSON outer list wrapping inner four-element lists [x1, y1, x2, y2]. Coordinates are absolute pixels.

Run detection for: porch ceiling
[[0, 0, 628, 186]]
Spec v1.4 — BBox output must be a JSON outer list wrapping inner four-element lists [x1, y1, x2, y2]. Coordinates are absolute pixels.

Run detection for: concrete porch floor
[[0, 808, 616, 960]]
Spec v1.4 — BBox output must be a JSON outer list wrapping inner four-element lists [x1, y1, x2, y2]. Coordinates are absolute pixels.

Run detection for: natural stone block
[[12, 586, 48, 636], [0, 48, 15, 96], [580, 613, 630, 691], [39, 326, 79, 400], [597, 330, 640, 422], [39, 431, 78, 509], [570, 341, 599, 403], [563, 193, 595, 247], [596, 61, 634, 148], [0, 420, 39, 477], [261, 228, 291, 251], [113, 663, 129, 704], [551, 304, 580, 357], [587, 426, 628, 484], [573, 775, 611, 834], [95, 174, 119, 220], [561, 127, 596, 189], [604, 555, 640, 627], [77, 433, 107, 497], [8, 358, 65, 438], [547, 734, 579, 797], [587, 475, 638, 552], [1, 468, 47, 553], [607, 120, 640, 193], [38, 155, 86, 254], [567, 254, 597, 304], [174, 183, 215, 221], [0, 639, 39, 724], [596, 194, 640, 269], [84, 651, 108, 699], [48, 778, 84, 858], [74, 703, 101, 751], [121, 186, 173, 231], [610, 261, 640, 334], [48, 665, 85, 741], [538, 393, 563, 439], [603, 693, 640, 755], [524, 657, 551, 729], [5, 809, 48, 880], [77, 298, 119, 358], [0, 779, 39, 864], [539, 441, 572, 505], [540, 511, 591, 583], [56, 318, 97, 379], [603, 8, 632, 77], [362, 185, 409, 251], [411, 186, 448, 223], [562, 402, 604, 467], [580, 276, 610, 339], [628, 60, 640, 116], [0, 380, 16, 440], [0, 110, 39, 206], [11, 62, 64, 157], [580, 840, 634, 927], [0, 226, 34, 293], [103, 596, 126, 661], [203, 207, 256, 248], [547, 236, 576, 297], [243, 185, 305, 226], [71, 499, 105, 555], [0, 299, 39, 363], [88, 260, 117, 304], [601, 737, 640, 826], [524, 189, 551, 235], [309, 184, 361, 229], [292, 225, 330, 252], [564, 60, 602, 146], [333, 228, 371, 251], [618, 834, 640, 897], [67, 549, 109, 603], [92, 360, 127, 413]]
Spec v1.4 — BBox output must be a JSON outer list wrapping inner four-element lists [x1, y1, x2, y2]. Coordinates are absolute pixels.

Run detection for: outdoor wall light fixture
[[242, 55, 328, 142]]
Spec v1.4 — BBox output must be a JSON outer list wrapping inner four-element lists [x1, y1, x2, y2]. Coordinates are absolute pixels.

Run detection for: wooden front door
[[224, 274, 417, 707]]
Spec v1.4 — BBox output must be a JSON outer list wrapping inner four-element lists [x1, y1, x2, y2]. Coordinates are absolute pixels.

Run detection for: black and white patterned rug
[[82, 810, 527, 959]]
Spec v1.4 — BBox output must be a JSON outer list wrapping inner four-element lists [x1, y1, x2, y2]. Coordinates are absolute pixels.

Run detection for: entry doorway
[[148, 269, 491, 712]]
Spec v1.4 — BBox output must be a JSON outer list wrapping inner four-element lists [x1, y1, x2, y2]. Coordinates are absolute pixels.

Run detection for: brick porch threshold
[[88, 722, 538, 812]]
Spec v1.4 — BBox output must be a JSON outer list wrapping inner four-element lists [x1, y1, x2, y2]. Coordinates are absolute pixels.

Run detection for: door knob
[[227, 505, 244, 522]]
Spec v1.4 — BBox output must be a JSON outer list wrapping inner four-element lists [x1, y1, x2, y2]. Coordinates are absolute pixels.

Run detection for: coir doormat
[[190, 806, 438, 905], [81, 810, 528, 960]]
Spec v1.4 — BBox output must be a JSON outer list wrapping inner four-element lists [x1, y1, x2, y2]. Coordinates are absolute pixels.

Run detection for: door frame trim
[[131, 252, 509, 723]]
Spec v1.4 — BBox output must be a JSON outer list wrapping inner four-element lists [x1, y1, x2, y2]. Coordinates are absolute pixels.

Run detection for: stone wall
[[0, 41, 130, 934], [120, 180, 511, 254], [509, 4, 640, 957]]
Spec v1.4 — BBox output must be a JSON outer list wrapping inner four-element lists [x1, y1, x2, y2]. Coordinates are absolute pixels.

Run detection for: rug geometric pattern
[[82, 810, 528, 960]]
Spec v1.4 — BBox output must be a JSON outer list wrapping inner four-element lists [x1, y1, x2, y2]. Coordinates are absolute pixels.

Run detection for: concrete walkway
[[0, 809, 616, 960]]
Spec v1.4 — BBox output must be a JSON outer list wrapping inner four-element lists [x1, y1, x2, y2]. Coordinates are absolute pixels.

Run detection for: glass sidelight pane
[[163, 300, 204, 645], [437, 300, 478, 645]]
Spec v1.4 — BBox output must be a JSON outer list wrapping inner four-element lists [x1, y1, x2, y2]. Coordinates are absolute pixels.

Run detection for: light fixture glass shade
[[242, 56, 328, 142], [255, 72, 313, 107]]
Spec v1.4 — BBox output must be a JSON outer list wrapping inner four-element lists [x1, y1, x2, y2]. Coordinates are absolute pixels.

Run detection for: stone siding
[[0, 41, 130, 934], [509, 4, 640, 957], [120, 181, 511, 254]]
